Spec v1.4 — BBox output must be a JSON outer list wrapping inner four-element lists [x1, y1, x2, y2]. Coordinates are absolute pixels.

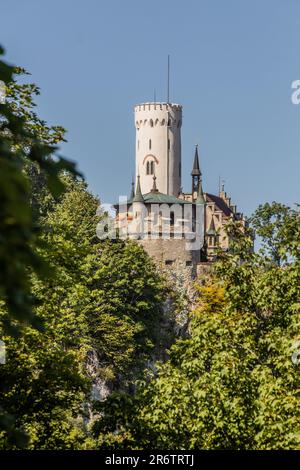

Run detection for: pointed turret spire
[[129, 178, 135, 201], [191, 145, 201, 176], [150, 174, 158, 193], [191, 145, 203, 199], [133, 175, 144, 203], [196, 177, 205, 205]]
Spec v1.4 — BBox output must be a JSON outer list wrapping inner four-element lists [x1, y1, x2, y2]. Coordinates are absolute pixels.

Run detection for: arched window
[[146, 161, 150, 175], [150, 119, 153, 127], [149, 139, 151, 150], [150, 161, 155, 175]]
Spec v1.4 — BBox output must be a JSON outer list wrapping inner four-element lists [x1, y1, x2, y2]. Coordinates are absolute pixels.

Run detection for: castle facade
[[114, 102, 246, 278]]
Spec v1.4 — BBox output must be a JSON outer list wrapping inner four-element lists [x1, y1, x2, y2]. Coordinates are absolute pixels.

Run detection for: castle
[[114, 102, 246, 278]]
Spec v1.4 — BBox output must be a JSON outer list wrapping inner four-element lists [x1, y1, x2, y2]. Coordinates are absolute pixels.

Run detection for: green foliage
[[0, 330, 90, 449], [0, 46, 79, 335], [88, 239, 173, 383], [250, 201, 300, 265]]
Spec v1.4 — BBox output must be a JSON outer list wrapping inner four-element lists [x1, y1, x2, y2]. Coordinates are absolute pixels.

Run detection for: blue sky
[[2, 0, 300, 216]]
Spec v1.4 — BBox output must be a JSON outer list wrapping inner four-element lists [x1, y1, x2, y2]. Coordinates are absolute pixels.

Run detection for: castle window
[[209, 236, 215, 247], [149, 139, 152, 150], [150, 119, 153, 127], [168, 139, 170, 150], [170, 212, 175, 225], [161, 119, 165, 126], [146, 160, 155, 175], [165, 260, 174, 266]]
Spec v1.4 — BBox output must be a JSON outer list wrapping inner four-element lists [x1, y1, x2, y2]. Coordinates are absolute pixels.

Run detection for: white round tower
[[134, 102, 182, 196]]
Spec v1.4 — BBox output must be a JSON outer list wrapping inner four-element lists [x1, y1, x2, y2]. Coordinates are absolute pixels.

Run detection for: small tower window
[[146, 160, 155, 175], [149, 139, 152, 150], [168, 139, 170, 150], [150, 119, 153, 127]]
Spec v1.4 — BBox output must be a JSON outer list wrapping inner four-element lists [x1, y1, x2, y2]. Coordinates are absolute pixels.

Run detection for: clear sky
[[1, 0, 300, 216]]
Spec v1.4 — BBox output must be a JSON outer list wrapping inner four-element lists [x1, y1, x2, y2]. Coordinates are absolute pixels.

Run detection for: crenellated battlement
[[134, 102, 182, 129], [134, 102, 182, 112]]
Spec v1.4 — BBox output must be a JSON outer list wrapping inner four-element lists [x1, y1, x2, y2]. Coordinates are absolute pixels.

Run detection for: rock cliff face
[[86, 350, 111, 402]]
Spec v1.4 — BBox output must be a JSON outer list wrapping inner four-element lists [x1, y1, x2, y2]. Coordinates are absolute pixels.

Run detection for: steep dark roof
[[206, 193, 232, 216], [191, 145, 201, 176], [206, 216, 217, 235], [117, 191, 191, 207], [196, 180, 205, 205]]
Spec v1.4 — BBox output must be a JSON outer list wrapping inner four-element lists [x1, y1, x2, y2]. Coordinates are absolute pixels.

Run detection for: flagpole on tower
[[167, 54, 170, 103]]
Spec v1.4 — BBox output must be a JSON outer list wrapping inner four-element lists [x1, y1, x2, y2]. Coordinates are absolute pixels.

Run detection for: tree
[[0, 45, 79, 444], [250, 202, 300, 266]]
